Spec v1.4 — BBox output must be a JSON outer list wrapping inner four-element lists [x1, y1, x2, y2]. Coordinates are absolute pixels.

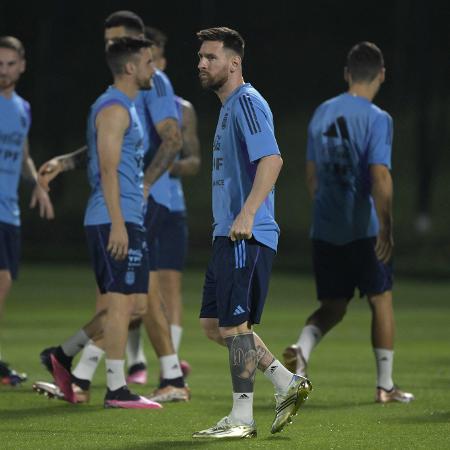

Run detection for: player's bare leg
[[143, 272, 189, 402], [196, 319, 311, 436], [368, 291, 414, 403], [158, 269, 190, 376], [284, 299, 347, 375], [0, 270, 27, 386]]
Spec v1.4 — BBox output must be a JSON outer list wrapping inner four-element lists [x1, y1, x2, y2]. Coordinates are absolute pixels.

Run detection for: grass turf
[[0, 265, 449, 449]]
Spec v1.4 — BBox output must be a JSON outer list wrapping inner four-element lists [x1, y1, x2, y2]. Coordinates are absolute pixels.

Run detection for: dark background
[[1, 0, 449, 276]]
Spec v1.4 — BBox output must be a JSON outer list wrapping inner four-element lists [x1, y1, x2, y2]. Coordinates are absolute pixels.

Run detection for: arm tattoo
[[225, 333, 257, 393], [62, 145, 88, 171], [144, 119, 182, 186]]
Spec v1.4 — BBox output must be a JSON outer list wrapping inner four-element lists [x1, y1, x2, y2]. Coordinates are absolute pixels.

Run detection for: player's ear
[[19, 58, 26, 74], [343, 67, 349, 83], [230, 55, 241, 73], [124, 60, 136, 75], [379, 68, 386, 84]]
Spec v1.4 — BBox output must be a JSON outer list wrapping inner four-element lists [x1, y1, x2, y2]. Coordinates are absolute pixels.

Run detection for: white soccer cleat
[[32, 381, 64, 400], [271, 374, 312, 434], [192, 416, 257, 439]]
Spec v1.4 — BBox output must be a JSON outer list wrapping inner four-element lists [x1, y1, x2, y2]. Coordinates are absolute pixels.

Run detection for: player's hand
[[375, 226, 393, 264], [38, 158, 64, 192], [229, 208, 254, 241], [30, 183, 55, 219], [108, 222, 129, 261]]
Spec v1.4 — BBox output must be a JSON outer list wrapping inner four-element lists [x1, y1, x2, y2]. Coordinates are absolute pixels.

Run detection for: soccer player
[[125, 26, 201, 387], [283, 42, 414, 404], [192, 28, 312, 439], [0, 36, 54, 385], [35, 11, 189, 404], [81, 36, 160, 408]]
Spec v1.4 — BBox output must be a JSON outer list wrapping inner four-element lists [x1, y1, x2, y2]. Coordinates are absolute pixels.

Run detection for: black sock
[[160, 376, 184, 388]]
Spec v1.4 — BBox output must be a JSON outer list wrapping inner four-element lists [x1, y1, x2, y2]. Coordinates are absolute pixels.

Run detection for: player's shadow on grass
[[385, 411, 450, 424], [0, 405, 104, 420], [254, 401, 373, 412], [120, 436, 291, 449]]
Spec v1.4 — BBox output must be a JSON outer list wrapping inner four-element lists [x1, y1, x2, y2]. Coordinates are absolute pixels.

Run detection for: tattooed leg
[[225, 333, 257, 392], [254, 332, 294, 394]]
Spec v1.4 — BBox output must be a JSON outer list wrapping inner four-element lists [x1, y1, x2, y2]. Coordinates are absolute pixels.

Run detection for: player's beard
[[138, 76, 152, 91], [0, 75, 18, 91], [199, 70, 228, 92]]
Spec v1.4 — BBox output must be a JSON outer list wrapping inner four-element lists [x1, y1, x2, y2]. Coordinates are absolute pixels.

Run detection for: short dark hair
[[197, 27, 245, 59], [104, 10, 144, 35], [0, 36, 25, 58], [346, 42, 384, 83], [106, 37, 152, 75], [144, 26, 167, 50]]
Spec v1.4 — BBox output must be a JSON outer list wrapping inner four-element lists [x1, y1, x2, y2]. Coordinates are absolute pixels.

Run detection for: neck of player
[[217, 76, 245, 104], [347, 81, 379, 102], [113, 77, 139, 100]]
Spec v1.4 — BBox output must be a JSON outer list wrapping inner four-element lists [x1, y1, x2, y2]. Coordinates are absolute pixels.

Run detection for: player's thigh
[[312, 239, 355, 301], [0, 222, 20, 282], [158, 270, 182, 301], [356, 238, 393, 298], [85, 223, 149, 296]]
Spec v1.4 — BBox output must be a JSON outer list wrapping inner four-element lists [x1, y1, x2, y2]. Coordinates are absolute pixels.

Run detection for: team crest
[[125, 271, 135, 285]]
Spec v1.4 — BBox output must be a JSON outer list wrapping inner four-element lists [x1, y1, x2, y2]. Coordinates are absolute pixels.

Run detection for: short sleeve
[[143, 71, 178, 125], [235, 94, 280, 162], [367, 112, 392, 169]]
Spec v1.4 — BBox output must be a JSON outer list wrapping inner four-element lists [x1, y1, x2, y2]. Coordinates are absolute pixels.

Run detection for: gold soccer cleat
[[192, 416, 257, 439], [147, 384, 190, 403], [376, 386, 415, 404], [271, 375, 312, 434], [283, 345, 308, 377]]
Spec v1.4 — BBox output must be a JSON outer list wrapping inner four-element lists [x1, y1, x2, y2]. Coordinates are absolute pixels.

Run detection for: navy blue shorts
[[157, 211, 188, 271], [200, 237, 275, 327], [85, 222, 149, 295], [312, 238, 393, 300], [144, 196, 170, 271], [0, 221, 20, 280]]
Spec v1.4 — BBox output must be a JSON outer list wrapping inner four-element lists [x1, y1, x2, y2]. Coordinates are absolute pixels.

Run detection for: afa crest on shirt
[[20, 115, 27, 129], [125, 271, 135, 286], [221, 112, 229, 130]]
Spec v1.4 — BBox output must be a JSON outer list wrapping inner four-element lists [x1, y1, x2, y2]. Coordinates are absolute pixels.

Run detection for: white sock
[[296, 324, 322, 361], [61, 329, 89, 357], [126, 327, 147, 368], [374, 348, 394, 391], [72, 342, 104, 382], [105, 359, 126, 391], [170, 324, 183, 353], [230, 392, 254, 424], [160, 354, 183, 380], [264, 359, 294, 393]]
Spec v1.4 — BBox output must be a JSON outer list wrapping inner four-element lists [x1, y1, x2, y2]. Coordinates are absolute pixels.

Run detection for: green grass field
[[0, 265, 449, 449]]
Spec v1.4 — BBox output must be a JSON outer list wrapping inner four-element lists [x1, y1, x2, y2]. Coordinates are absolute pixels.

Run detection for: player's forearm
[[100, 169, 125, 226], [144, 136, 182, 186], [371, 175, 393, 230], [22, 157, 38, 184], [170, 155, 201, 177], [243, 155, 283, 215], [58, 145, 88, 171]]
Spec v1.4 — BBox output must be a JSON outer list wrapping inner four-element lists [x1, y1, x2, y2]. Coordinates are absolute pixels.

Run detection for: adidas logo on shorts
[[233, 305, 246, 316]]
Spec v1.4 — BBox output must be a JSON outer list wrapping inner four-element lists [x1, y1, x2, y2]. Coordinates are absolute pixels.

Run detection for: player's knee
[[321, 300, 348, 323], [367, 291, 392, 309], [0, 271, 12, 298], [200, 319, 222, 344]]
